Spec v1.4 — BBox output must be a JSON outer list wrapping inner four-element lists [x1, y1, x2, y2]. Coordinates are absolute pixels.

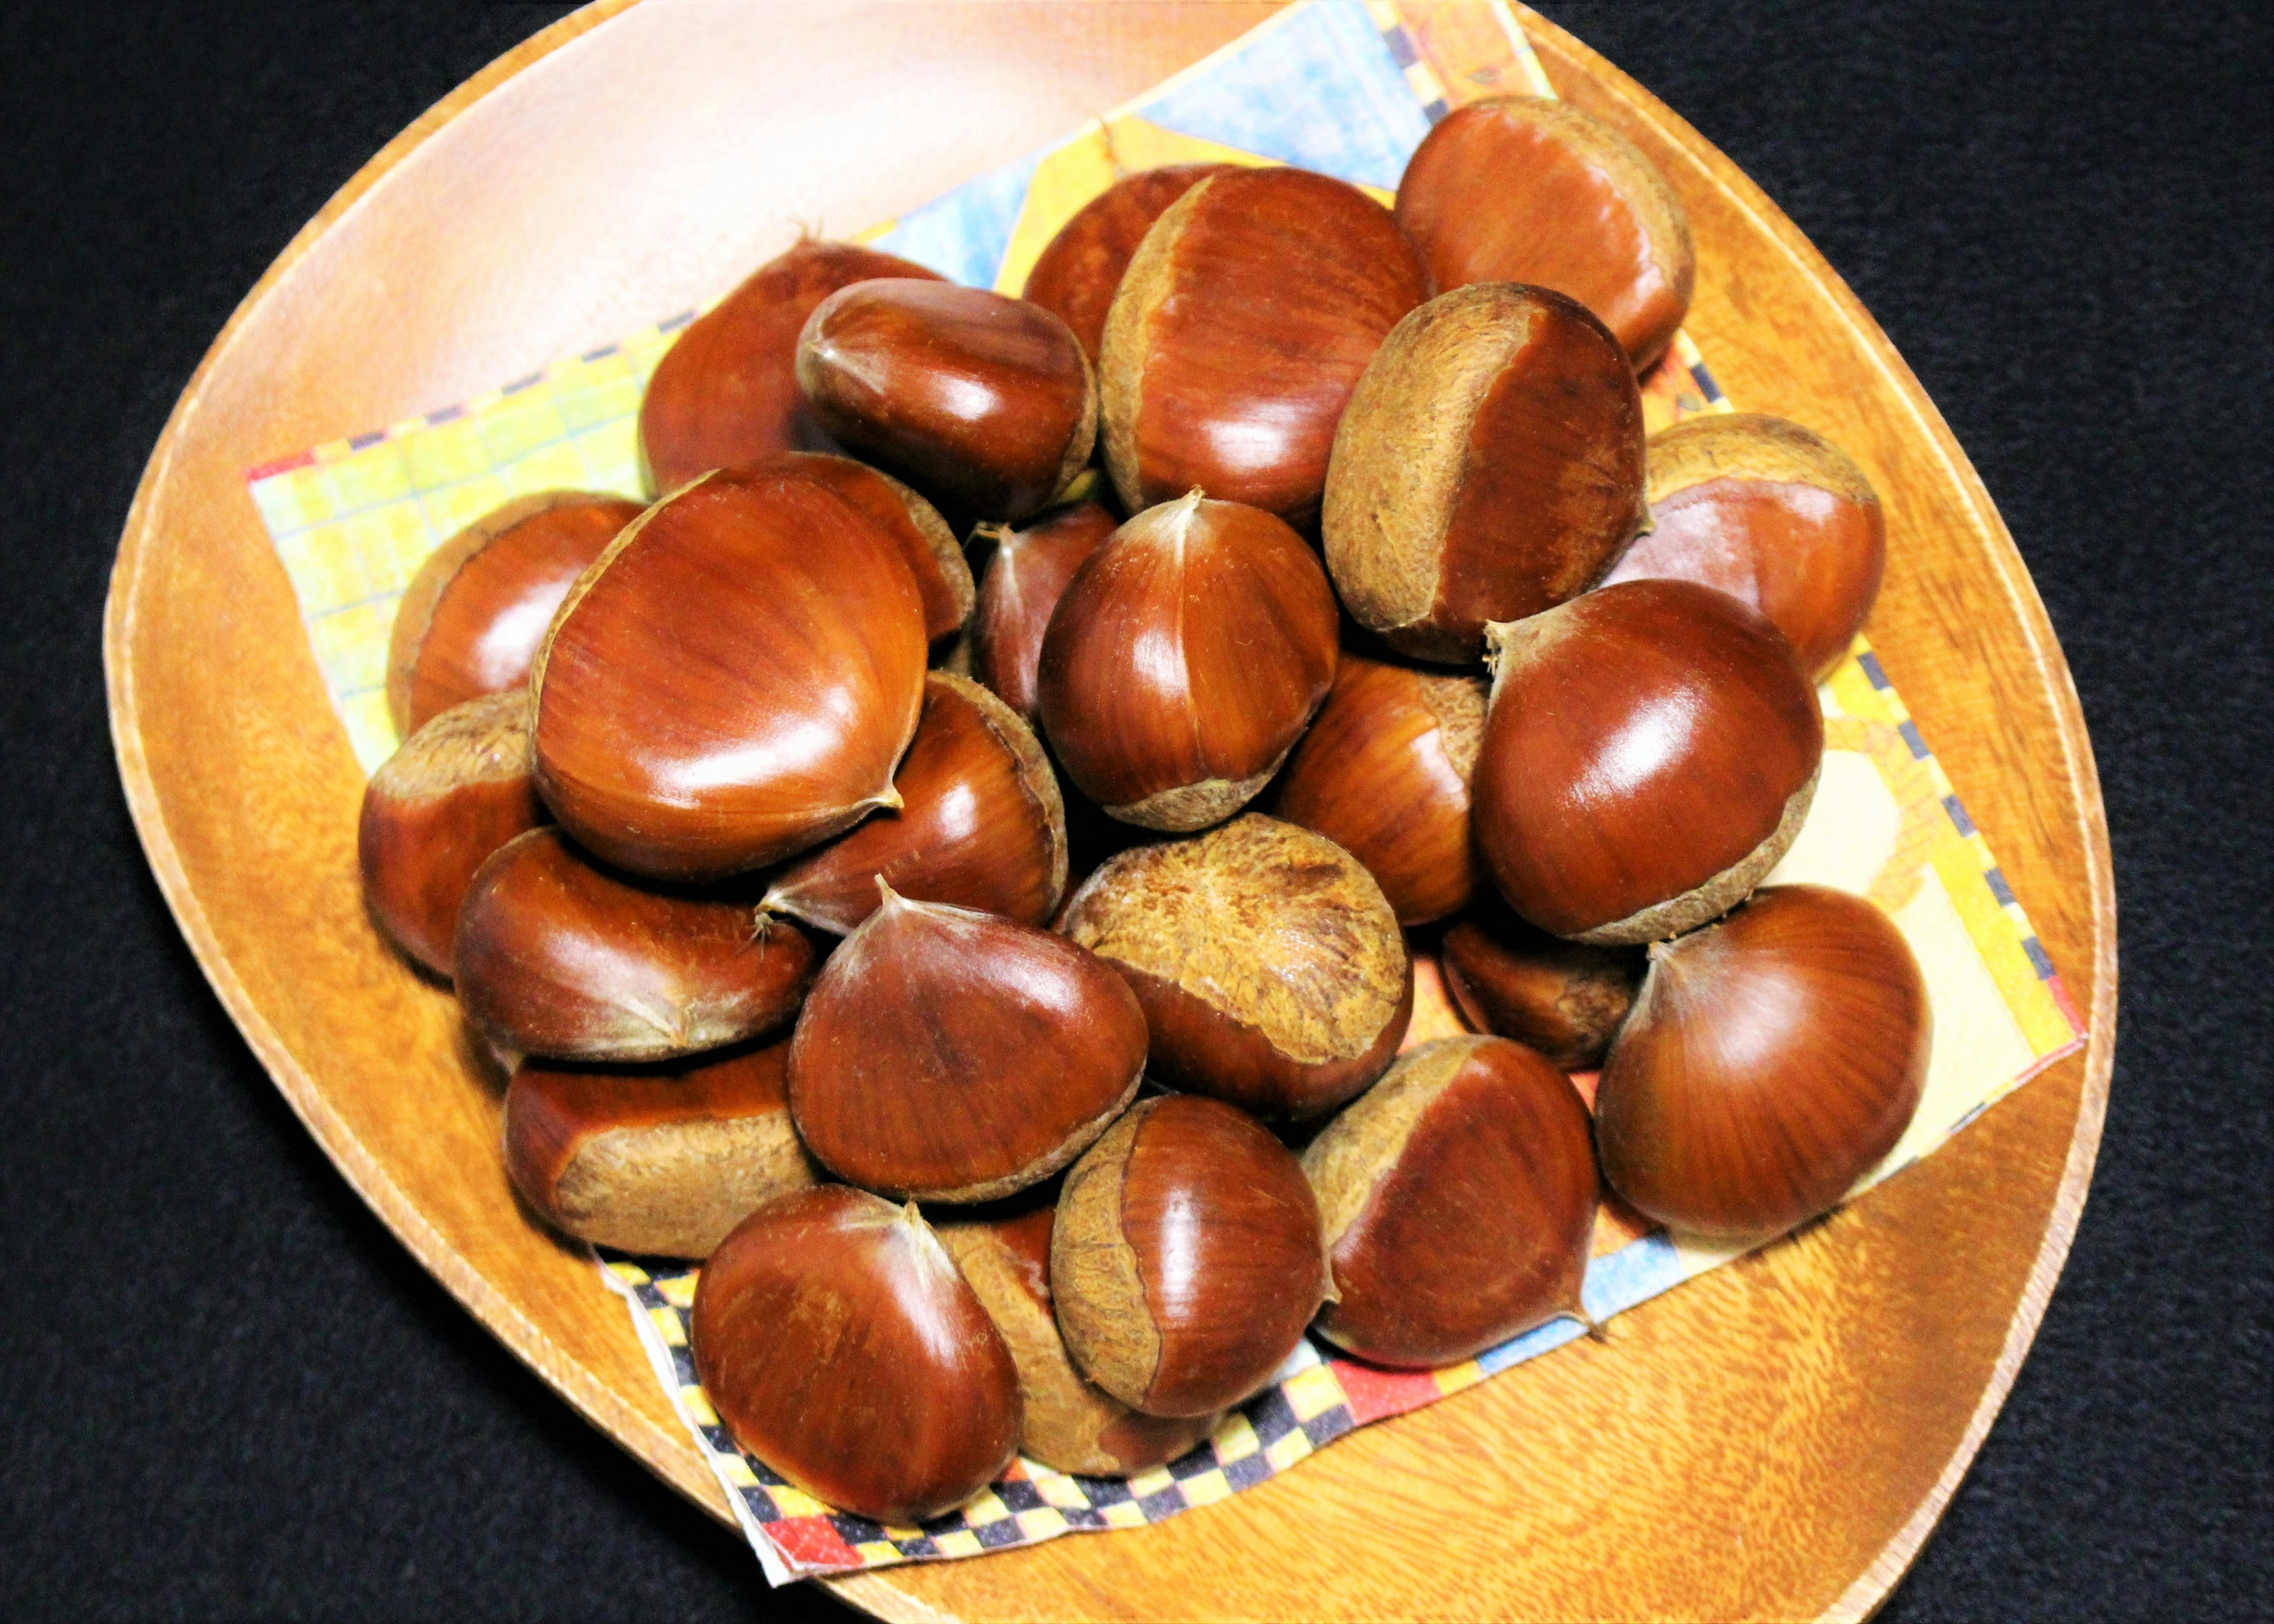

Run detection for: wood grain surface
[[102, 4, 2116, 1619]]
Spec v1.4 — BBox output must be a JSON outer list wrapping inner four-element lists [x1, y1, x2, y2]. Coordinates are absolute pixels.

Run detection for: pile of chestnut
[[358, 96, 1932, 1529]]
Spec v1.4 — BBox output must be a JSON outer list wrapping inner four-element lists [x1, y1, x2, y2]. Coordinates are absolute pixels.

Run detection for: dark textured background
[[2, 1, 2267, 1618]]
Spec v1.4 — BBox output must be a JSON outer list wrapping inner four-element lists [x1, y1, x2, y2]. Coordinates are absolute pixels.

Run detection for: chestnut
[[1302, 1035, 1597, 1366], [796, 280, 1096, 522], [968, 500, 1118, 722], [743, 450, 972, 650], [760, 673, 1068, 935], [1395, 95, 1694, 371], [1324, 283, 1647, 664], [692, 1186, 1020, 1525], [454, 827, 816, 1062], [1037, 491, 1338, 831], [1059, 815, 1412, 1120], [637, 237, 943, 494], [1595, 885, 1931, 1241], [1021, 163, 1237, 364], [788, 885, 1146, 1202], [1473, 579, 1823, 944], [531, 468, 928, 882], [937, 1206, 1222, 1476], [386, 491, 643, 734], [357, 690, 544, 977], [1054, 1095, 1326, 1417], [502, 1038, 815, 1259], [1440, 894, 1643, 1072], [1271, 655, 1485, 927], [1600, 413, 1887, 681], [1099, 166, 1430, 528]]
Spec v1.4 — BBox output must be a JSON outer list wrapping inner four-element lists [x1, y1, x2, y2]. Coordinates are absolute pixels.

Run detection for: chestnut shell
[[387, 492, 643, 735], [454, 827, 815, 1062], [530, 469, 928, 882], [1602, 413, 1886, 681], [1395, 95, 1694, 371], [1022, 163, 1239, 364], [1059, 815, 1412, 1120], [1100, 167, 1430, 528], [969, 500, 1119, 722], [1036, 492, 1340, 832], [787, 889, 1147, 1202], [1473, 578, 1823, 943], [637, 238, 943, 494], [1595, 884, 1932, 1242], [692, 1186, 1021, 1525], [1303, 1035, 1597, 1366], [1053, 1095, 1326, 1417], [503, 1039, 815, 1259]]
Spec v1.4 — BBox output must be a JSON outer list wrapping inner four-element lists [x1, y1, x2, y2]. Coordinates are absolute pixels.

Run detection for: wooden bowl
[[104, 4, 2115, 1617]]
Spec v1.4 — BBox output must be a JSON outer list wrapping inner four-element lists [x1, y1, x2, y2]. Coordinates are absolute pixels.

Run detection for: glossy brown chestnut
[[1054, 1095, 1326, 1417], [760, 673, 1067, 935], [1272, 655, 1486, 926], [531, 469, 928, 881], [1324, 283, 1647, 663], [968, 500, 1118, 722], [691, 1186, 1020, 1524], [386, 491, 643, 734], [1440, 894, 1643, 1072], [637, 238, 943, 494], [1395, 95, 1695, 370], [1036, 492, 1339, 831], [1473, 579, 1824, 944], [739, 450, 972, 649], [788, 886, 1146, 1202], [938, 1206, 1222, 1476], [796, 280, 1096, 522], [454, 828, 815, 1061], [1100, 167, 1430, 528], [1021, 163, 1237, 364], [1596, 885, 1931, 1241], [1600, 413, 1887, 681], [1059, 816, 1412, 1120], [358, 691, 544, 977], [1302, 1035, 1597, 1366], [503, 1039, 815, 1258]]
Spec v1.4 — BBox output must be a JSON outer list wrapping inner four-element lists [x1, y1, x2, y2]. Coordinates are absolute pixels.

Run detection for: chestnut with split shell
[[796, 279, 1097, 523], [1059, 815, 1412, 1120], [1601, 413, 1886, 681], [1052, 1095, 1327, 1418], [1440, 894, 1643, 1072], [787, 883, 1147, 1202], [454, 827, 816, 1062], [760, 673, 1067, 935], [386, 491, 641, 735], [637, 237, 943, 494], [1100, 166, 1430, 528], [1037, 491, 1339, 832], [530, 468, 928, 882], [1302, 1035, 1598, 1367], [968, 500, 1118, 723], [1324, 282, 1647, 664], [1472, 578, 1824, 944], [357, 690, 545, 977], [1396, 95, 1695, 371], [691, 1186, 1021, 1525], [1596, 884, 1931, 1242], [503, 1039, 815, 1259], [938, 1206, 1223, 1477], [1022, 163, 1239, 365], [1272, 654, 1486, 927]]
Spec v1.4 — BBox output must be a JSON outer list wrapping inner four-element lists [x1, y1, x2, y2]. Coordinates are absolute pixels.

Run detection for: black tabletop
[[2, 1, 2266, 1618]]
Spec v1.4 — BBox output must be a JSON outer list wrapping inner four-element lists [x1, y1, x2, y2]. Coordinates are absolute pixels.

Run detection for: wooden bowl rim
[[102, 4, 2116, 1619]]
